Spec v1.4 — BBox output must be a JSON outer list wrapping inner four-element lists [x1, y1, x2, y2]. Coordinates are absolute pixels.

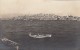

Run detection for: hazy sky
[[0, 0, 80, 18]]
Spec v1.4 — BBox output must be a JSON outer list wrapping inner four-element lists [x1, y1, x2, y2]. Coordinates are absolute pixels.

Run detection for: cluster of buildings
[[1, 14, 80, 21]]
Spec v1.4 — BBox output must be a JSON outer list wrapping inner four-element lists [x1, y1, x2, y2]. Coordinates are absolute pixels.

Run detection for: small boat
[[29, 33, 52, 38]]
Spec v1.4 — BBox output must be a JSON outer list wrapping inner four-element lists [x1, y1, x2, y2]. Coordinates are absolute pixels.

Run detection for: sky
[[0, 0, 80, 18]]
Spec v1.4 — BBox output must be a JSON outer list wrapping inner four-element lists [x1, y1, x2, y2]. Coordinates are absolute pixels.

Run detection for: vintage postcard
[[0, 0, 80, 50]]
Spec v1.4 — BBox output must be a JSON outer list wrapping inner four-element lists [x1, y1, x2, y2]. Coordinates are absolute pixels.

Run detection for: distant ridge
[[0, 13, 80, 21]]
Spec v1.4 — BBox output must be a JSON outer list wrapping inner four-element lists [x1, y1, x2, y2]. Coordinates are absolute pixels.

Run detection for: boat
[[29, 33, 52, 38]]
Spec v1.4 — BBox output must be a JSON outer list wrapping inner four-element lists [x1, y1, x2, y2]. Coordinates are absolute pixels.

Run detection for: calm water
[[0, 33, 80, 50]]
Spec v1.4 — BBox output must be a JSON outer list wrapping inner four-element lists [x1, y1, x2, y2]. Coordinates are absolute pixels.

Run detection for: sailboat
[[29, 33, 52, 38]]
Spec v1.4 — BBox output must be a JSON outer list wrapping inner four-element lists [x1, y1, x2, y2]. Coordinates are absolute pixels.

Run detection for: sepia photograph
[[0, 0, 80, 50]]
